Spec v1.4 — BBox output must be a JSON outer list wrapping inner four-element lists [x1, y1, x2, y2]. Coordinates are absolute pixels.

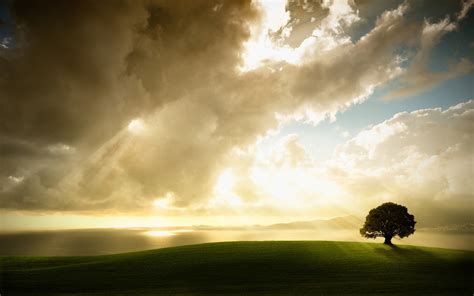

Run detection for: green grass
[[1, 241, 473, 295]]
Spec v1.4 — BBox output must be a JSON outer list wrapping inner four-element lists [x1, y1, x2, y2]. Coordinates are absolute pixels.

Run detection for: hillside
[[1, 241, 473, 295]]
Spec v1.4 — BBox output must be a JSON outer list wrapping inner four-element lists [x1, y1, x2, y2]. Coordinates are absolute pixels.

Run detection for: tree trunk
[[384, 236, 393, 245]]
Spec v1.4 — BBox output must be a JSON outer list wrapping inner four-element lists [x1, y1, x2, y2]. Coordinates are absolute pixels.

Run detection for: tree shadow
[[372, 243, 438, 262]]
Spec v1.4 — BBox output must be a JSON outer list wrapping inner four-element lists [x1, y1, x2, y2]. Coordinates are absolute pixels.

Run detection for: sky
[[0, 0, 473, 230]]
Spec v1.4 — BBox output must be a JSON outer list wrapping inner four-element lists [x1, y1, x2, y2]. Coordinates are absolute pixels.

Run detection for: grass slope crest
[[1, 241, 473, 295]]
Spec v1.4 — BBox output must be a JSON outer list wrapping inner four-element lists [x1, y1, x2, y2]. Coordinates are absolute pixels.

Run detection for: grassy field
[[1, 241, 473, 295]]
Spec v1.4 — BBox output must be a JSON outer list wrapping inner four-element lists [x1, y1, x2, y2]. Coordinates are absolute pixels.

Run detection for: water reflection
[[0, 228, 471, 256], [144, 229, 195, 237], [145, 230, 177, 237]]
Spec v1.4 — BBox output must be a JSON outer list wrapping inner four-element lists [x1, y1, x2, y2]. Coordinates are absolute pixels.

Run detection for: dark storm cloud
[[1, 0, 148, 145], [0, 0, 260, 211]]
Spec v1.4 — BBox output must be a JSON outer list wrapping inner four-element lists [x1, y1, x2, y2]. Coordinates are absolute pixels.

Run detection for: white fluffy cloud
[[199, 100, 474, 226], [331, 100, 474, 224], [332, 100, 473, 202]]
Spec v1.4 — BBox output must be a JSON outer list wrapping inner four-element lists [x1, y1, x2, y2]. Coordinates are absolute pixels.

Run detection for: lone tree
[[360, 202, 416, 245]]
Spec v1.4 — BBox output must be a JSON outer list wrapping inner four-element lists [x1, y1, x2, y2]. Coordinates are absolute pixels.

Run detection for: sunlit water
[[0, 228, 472, 256]]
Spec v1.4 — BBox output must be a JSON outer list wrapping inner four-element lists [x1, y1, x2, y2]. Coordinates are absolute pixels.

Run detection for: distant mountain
[[261, 215, 363, 230], [419, 224, 474, 233], [191, 215, 364, 231], [190, 217, 474, 235]]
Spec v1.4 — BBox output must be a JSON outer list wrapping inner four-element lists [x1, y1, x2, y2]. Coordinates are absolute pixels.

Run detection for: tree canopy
[[360, 202, 416, 245]]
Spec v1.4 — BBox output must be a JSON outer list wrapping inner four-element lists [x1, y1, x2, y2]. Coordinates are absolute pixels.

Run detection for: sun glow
[[145, 230, 176, 237], [240, 0, 361, 72], [240, 0, 295, 72], [212, 169, 243, 206], [153, 192, 177, 210], [144, 229, 194, 237], [127, 118, 146, 134], [249, 166, 344, 208]]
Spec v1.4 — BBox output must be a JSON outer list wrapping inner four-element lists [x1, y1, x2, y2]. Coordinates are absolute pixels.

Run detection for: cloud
[[197, 100, 474, 226], [288, 1, 412, 118], [1, 0, 259, 211], [201, 133, 347, 218], [0, 0, 471, 222], [330, 100, 474, 225], [457, 0, 474, 20], [385, 3, 474, 100]]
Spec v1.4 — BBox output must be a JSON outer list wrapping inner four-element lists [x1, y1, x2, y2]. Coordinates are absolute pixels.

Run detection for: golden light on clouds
[[1, 0, 473, 230], [212, 169, 243, 207], [127, 119, 146, 134], [153, 192, 177, 210], [240, 0, 361, 72], [240, 0, 293, 71]]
